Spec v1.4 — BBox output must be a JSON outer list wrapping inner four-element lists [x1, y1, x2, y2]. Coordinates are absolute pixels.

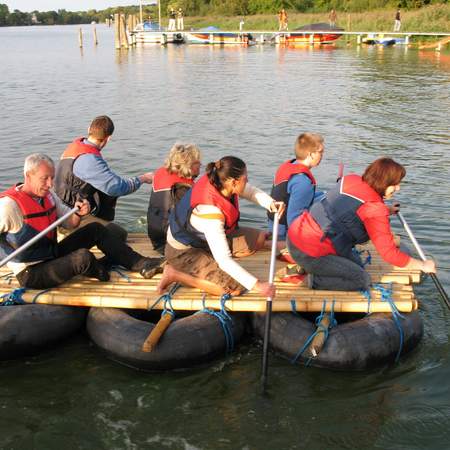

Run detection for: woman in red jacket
[[287, 157, 436, 291]]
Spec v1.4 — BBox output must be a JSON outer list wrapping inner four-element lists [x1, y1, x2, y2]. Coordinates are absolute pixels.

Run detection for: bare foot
[[156, 264, 177, 294]]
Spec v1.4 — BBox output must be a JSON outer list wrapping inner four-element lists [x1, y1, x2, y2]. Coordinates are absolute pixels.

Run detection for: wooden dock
[[0, 233, 421, 314]]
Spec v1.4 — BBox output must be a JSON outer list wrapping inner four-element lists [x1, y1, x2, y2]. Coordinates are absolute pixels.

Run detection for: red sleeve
[[357, 202, 411, 267]]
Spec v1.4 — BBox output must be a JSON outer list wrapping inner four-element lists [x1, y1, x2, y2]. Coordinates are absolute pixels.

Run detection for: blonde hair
[[294, 133, 324, 160], [164, 143, 201, 179]]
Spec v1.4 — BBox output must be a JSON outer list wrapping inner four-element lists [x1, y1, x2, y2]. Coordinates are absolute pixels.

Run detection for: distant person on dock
[[394, 8, 401, 32], [0, 154, 163, 289], [268, 133, 325, 242], [54, 115, 154, 242], [147, 143, 201, 254], [239, 17, 245, 32], [177, 8, 184, 31], [287, 157, 436, 291], [168, 8, 176, 31], [157, 156, 285, 297], [278, 8, 288, 31], [329, 9, 337, 27]]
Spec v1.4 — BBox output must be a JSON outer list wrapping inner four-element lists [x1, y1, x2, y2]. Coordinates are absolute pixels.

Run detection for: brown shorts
[[165, 227, 265, 292]]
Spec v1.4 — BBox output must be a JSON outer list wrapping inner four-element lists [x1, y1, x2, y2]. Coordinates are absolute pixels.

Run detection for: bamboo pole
[[19, 292, 417, 313], [93, 26, 98, 45], [78, 27, 83, 48]]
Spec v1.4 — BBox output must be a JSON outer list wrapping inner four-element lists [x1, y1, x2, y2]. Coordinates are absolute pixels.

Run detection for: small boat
[[363, 34, 398, 46], [185, 26, 254, 45], [275, 23, 343, 45], [131, 21, 184, 44]]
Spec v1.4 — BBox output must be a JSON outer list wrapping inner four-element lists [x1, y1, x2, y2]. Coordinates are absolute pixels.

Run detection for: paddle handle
[[0, 206, 79, 269], [397, 212, 426, 260], [142, 312, 174, 352], [261, 211, 280, 389], [397, 211, 450, 308]]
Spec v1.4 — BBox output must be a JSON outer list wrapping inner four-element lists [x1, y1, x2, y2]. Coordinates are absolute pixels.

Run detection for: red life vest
[[147, 167, 195, 248], [273, 160, 316, 186], [169, 174, 240, 248], [61, 137, 102, 159], [269, 159, 316, 225], [0, 185, 58, 262], [54, 138, 118, 221], [288, 174, 382, 258], [152, 167, 194, 192], [190, 174, 239, 232]]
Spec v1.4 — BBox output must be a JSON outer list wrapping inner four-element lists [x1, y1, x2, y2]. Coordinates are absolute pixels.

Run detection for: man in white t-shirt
[[0, 154, 161, 289]]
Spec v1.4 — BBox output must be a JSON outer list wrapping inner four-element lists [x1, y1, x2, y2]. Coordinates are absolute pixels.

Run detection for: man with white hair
[[0, 154, 161, 289]]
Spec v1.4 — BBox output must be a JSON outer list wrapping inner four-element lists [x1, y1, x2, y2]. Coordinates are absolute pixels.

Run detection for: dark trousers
[[287, 238, 371, 291], [16, 222, 146, 289]]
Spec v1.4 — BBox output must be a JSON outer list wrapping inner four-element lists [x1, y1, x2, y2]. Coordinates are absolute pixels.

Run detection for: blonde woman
[[147, 143, 201, 253]]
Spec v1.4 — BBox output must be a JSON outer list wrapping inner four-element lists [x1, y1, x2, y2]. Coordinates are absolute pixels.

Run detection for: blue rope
[[110, 265, 131, 283], [291, 299, 337, 365], [290, 298, 301, 316], [148, 283, 181, 311], [355, 249, 372, 267], [32, 288, 53, 304], [373, 283, 405, 362], [0, 287, 27, 306], [196, 293, 234, 353], [360, 289, 372, 315]]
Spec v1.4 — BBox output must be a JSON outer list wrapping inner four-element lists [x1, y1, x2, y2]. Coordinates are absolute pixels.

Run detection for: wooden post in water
[[309, 33, 314, 45], [93, 26, 98, 46], [114, 13, 121, 49], [119, 14, 129, 49], [78, 27, 83, 48], [347, 14, 351, 45]]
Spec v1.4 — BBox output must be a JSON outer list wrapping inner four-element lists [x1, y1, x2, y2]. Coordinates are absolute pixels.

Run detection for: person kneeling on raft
[[0, 154, 162, 289], [157, 156, 285, 298], [287, 157, 436, 291]]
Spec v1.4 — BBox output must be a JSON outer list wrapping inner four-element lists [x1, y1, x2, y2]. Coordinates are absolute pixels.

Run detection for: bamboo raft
[[0, 233, 422, 313]]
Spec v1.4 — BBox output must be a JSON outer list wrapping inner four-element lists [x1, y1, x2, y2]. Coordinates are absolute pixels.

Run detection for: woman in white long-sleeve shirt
[[157, 156, 284, 298]]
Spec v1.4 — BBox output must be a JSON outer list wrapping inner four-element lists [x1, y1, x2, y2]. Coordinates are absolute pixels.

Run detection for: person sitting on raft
[[0, 154, 162, 289], [147, 143, 201, 254], [54, 115, 154, 241], [287, 157, 436, 291], [268, 132, 325, 241], [157, 156, 285, 297]]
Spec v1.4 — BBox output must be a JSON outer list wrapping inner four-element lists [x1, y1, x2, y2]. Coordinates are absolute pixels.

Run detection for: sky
[[4, 1, 143, 12]]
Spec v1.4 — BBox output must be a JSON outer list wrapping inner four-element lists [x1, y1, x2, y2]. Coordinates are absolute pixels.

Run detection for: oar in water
[[0, 206, 79, 269], [261, 211, 280, 390], [397, 211, 450, 309]]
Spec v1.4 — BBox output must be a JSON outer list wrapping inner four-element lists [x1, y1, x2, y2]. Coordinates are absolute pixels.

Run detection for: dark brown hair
[[294, 133, 324, 160], [362, 157, 406, 196], [88, 116, 115, 140], [205, 156, 246, 191]]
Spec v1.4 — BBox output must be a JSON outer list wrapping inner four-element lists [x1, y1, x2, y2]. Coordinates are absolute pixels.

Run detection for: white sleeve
[[0, 197, 23, 234], [50, 191, 72, 228], [191, 205, 258, 290], [240, 183, 274, 210]]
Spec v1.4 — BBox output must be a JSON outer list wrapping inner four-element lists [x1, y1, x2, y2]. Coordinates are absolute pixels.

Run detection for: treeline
[[0, 0, 446, 26]]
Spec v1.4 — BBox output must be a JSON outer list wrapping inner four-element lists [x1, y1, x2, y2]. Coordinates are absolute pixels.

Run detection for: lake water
[[0, 24, 449, 449]]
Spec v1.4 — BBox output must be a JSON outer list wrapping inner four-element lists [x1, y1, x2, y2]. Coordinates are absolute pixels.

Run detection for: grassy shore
[[180, 4, 449, 38]]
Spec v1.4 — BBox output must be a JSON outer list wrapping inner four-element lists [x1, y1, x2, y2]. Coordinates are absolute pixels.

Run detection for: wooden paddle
[[397, 212, 449, 309]]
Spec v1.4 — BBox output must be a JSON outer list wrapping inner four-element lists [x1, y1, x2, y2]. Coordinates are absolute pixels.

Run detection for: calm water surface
[[0, 25, 449, 449]]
